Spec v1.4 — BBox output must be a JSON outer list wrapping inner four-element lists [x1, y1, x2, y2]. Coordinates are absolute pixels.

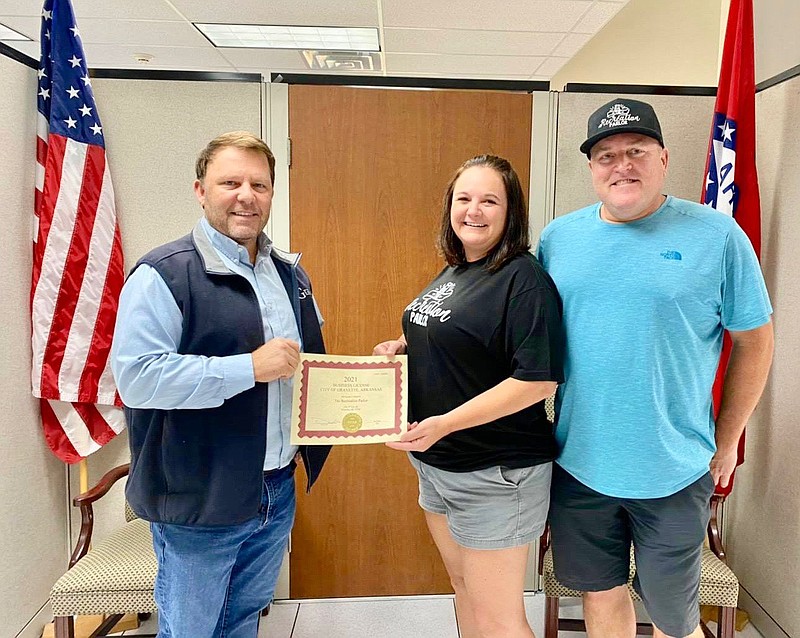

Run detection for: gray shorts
[[408, 454, 552, 550], [549, 464, 714, 638]]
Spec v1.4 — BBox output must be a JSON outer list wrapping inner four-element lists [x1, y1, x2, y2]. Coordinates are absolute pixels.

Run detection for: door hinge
[[287, 137, 292, 168]]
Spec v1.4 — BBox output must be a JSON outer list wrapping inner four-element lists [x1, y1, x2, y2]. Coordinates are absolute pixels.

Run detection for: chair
[[50, 463, 157, 638], [538, 493, 739, 638]]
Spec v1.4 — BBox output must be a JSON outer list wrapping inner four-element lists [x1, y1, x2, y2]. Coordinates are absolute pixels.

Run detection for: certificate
[[290, 354, 408, 445]]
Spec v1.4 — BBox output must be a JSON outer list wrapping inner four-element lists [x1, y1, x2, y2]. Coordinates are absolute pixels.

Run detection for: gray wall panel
[[554, 92, 715, 216], [0, 54, 68, 636], [65, 77, 263, 556], [728, 75, 800, 637]]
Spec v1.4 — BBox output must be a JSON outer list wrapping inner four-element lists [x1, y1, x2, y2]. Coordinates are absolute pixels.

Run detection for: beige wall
[[726, 73, 800, 638], [551, 0, 725, 90], [0, 54, 69, 636], [754, 0, 800, 83]]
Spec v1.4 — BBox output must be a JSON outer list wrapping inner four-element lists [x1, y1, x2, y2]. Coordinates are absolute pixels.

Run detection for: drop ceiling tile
[[572, 1, 626, 34], [219, 47, 312, 71], [169, 0, 379, 28], [382, 0, 592, 32], [79, 43, 235, 70], [80, 19, 207, 47], [2, 0, 635, 79], [73, 0, 182, 21], [0, 17, 210, 47], [386, 52, 546, 78], [551, 32, 592, 57], [0, 0, 181, 19], [533, 56, 569, 77], [383, 27, 564, 56]]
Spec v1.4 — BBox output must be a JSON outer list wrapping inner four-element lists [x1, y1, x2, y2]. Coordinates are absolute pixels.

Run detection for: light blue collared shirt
[[111, 217, 300, 470]]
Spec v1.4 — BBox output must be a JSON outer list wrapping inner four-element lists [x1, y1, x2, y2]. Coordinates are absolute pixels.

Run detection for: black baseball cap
[[580, 98, 664, 157]]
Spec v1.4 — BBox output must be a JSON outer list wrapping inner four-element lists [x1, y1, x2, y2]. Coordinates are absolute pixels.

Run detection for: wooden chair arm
[[537, 524, 551, 576], [707, 493, 726, 562], [72, 463, 131, 507], [69, 463, 131, 569]]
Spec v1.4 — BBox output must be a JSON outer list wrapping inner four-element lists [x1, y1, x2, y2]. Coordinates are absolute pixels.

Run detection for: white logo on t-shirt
[[405, 282, 454, 327]]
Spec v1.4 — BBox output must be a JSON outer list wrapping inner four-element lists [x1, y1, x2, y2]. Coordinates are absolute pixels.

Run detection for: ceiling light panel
[[0, 23, 31, 40], [196, 24, 380, 51]]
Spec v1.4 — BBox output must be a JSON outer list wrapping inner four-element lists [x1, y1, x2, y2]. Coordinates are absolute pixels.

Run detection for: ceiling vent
[[302, 50, 381, 71]]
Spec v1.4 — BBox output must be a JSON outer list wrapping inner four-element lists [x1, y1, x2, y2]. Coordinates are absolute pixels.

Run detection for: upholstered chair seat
[[49, 464, 157, 638], [539, 496, 738, 637]]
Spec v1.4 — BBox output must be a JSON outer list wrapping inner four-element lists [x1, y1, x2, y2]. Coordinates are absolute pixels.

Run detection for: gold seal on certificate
[[290, 354, 408, 445], [341, 413, 363, 433]]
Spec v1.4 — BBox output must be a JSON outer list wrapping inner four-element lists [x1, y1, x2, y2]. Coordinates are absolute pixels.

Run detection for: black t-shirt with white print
[[402, 252, 564, 472]]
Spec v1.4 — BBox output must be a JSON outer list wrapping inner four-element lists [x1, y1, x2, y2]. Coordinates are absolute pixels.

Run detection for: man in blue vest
[[112, 131, 330, 637], [537, 99, 773, 638]]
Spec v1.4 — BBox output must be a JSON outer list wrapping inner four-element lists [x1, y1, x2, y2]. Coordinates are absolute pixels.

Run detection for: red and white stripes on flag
[[32, 0, 125, 463]]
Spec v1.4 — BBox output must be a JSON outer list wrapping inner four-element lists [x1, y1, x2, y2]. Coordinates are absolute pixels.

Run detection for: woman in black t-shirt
[[373, 155, 564, 638]]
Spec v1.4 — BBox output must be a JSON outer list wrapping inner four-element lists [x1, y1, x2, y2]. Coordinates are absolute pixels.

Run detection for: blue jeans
[[150, 463, 296, 638]]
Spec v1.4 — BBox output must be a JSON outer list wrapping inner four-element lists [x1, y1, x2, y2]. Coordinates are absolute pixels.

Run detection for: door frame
[[263, 80, 556, 599]]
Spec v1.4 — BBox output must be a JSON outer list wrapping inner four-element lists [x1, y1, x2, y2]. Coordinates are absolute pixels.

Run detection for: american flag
[[701, 0, 760, 495], [32, 0, 125, 463]]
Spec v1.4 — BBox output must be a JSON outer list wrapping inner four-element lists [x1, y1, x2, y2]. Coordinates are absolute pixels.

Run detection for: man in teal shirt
[[537, 98, 773, 638]]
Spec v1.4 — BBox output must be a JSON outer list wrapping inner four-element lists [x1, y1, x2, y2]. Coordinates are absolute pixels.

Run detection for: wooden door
[[289, 84, 532, 598]]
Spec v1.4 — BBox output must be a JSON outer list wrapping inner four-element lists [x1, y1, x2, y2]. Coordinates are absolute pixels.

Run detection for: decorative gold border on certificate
[[297, 359, 404, 439]]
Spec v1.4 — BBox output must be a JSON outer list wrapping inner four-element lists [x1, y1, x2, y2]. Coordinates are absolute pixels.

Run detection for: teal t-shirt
[[537, 196, 772, 498]]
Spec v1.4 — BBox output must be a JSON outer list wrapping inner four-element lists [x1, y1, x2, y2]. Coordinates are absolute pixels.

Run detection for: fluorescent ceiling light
[[0, 23, 32, 41], [196, 24, 380, 52]]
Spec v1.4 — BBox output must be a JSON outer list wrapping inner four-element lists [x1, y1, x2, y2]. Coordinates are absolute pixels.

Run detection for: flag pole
[[78, 458, 88, 494]]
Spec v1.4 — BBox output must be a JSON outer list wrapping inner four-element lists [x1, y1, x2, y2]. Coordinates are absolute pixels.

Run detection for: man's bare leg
[[583, 585, 636, 638]]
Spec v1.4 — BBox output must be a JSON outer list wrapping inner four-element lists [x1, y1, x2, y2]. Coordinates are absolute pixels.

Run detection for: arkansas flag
[[701, 0, 760, 495], [31, 0, 125, 462]]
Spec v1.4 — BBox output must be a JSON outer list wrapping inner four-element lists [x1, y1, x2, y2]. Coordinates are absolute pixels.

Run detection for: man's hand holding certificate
[[290, 354, 408, 445]]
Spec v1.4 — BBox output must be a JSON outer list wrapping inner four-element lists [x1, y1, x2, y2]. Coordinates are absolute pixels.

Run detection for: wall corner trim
[[738, 585, 792, 638]]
